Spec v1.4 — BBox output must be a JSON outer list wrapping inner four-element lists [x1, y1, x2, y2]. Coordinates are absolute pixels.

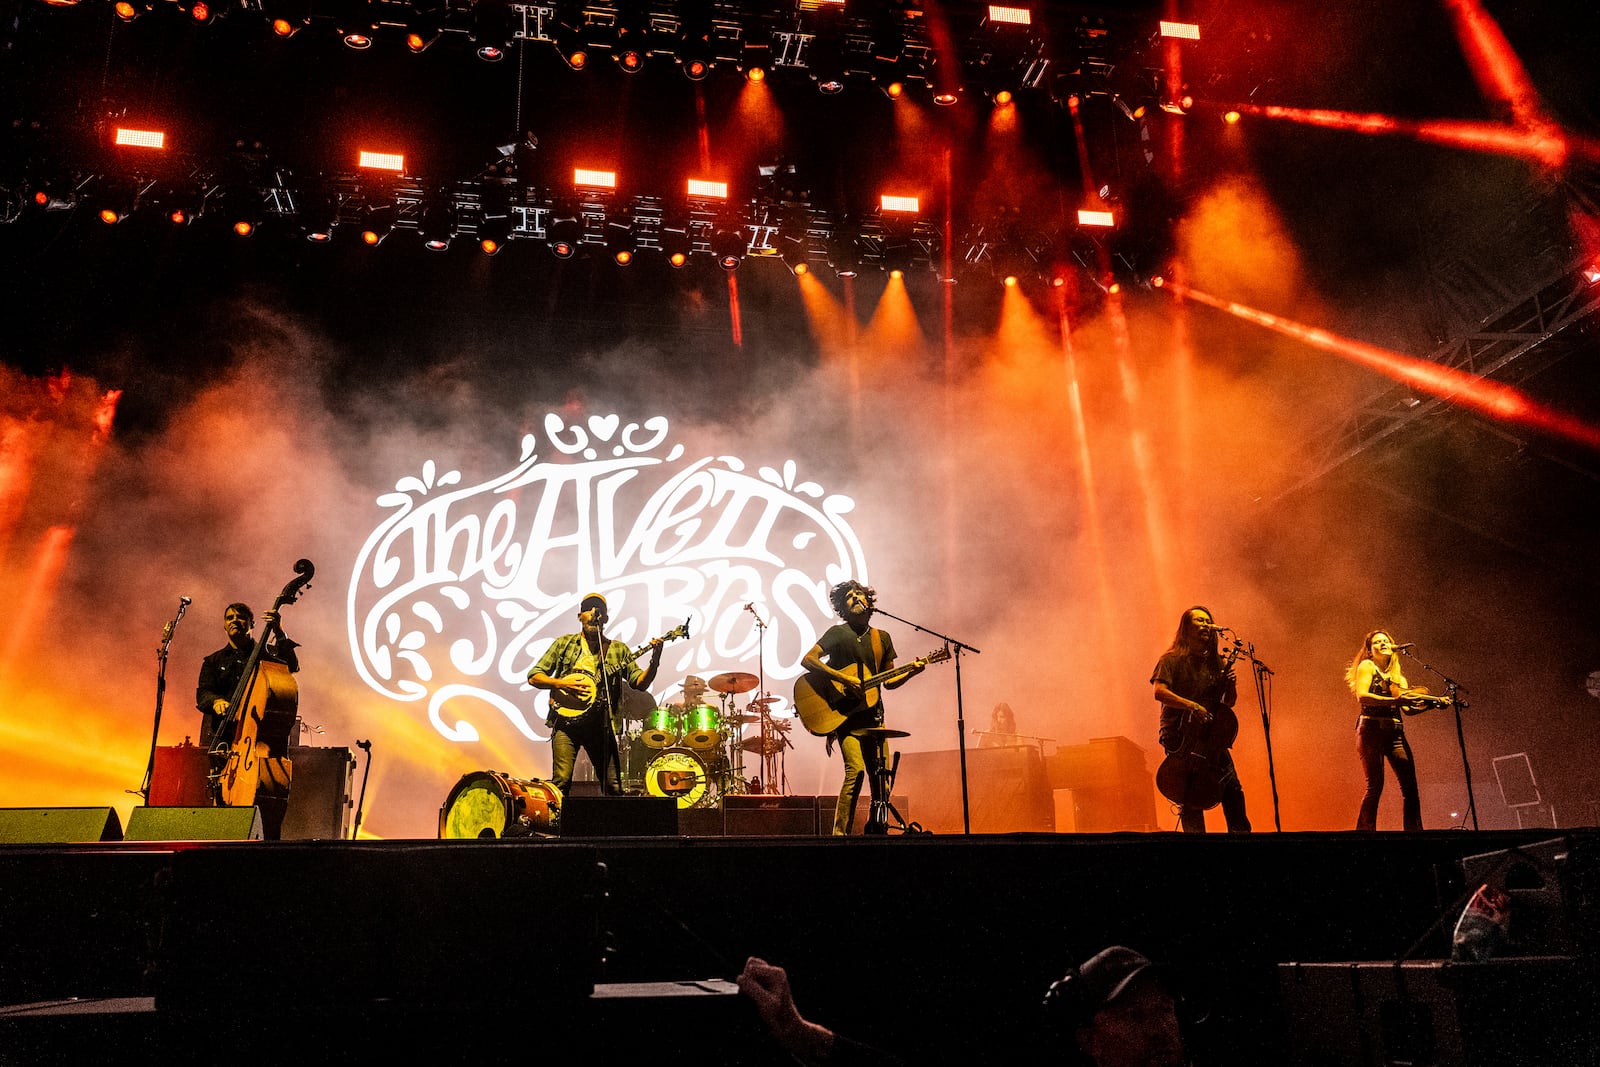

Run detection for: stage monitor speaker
[[562, 795, 677, 837], [124, 805, 262, 841], [725, 795, 819, 836], [0, 807, 122, 843], [281, 745, 355, 840]]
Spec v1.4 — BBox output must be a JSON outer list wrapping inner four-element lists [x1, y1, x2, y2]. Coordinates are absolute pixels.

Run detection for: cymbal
[[856, 728, 910, 739], [724, 712, 763, 724], [749, 695, 780, 707], [707, 671, 759, 694], [740, 737, 788, 754]]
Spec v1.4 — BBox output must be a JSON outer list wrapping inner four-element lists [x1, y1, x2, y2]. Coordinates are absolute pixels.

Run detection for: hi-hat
[[707, 671, 759, 694], [749, 695, 780, 707]]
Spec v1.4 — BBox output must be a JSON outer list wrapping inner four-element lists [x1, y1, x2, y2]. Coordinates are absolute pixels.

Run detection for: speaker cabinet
[[124, 805, 262, 841], [561, 795, 677, 837], [149, 743, 212, 806], [281, 746, 355, 840], [725, 795, 819, 836], [0, 807, 122, 843]]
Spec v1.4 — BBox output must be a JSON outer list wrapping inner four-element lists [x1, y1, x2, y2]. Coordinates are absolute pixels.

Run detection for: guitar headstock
[[667, 618, 691, 643], [923, 647, 952, 666]]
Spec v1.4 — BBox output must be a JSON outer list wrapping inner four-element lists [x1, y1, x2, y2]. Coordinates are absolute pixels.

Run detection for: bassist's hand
[[212, 699, 229, 716], [1187, 701, 1211, 724]]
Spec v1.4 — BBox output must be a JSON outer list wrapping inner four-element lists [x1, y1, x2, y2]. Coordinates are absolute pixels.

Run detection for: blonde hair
[[1346, 628, 1408, 694]]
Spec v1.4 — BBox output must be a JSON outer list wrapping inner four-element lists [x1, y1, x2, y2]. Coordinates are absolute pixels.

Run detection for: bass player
[[1150, 605, 1251, 834], [528, 592, 663, 802], [801, 580, 926, 836]]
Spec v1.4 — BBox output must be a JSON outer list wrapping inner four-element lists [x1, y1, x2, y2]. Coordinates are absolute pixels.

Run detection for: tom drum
[[640, 707, 681, 750], [681, 705, 722, 751]]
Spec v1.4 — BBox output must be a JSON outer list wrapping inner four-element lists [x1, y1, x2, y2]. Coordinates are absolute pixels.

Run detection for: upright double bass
[[211, 559, 314, 807], [1154, 642, 1243, 812]]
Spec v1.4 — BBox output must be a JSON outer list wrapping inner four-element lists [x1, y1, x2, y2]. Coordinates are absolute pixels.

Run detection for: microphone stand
[[350, 739, 373, 839], [870, 606, 980, 834], [1225, 629, 1281, 831], [1401, 647, 1476, 829], [746, 604, 781, 794], [137, 597, 191, 803]]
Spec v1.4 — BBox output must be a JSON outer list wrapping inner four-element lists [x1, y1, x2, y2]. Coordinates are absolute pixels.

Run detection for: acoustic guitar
[[792, 646, 951, 736], [547, 619, 691, 723]]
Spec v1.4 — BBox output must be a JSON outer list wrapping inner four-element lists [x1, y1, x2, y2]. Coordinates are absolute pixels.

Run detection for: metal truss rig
[[1274, 256, 1600, 500]]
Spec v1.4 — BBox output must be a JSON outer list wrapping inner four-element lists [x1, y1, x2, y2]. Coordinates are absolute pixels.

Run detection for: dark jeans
[[550, 718, 623, 797], [1356, 719, 1421, 830], [1177, 750, 1251, 833]]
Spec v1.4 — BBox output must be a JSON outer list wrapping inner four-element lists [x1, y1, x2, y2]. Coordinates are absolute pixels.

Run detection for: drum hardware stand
[[870, 606, 978, 833], [1400, 646, 1477, 829], [135, 595, 191, 804], [350, 738, 372, 839], [744, 601, 786, 795]]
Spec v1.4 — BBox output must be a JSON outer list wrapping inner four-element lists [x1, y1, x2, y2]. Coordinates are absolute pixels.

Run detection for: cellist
[[196, 601, 300, 838], [1150, 606, 1251, 834]]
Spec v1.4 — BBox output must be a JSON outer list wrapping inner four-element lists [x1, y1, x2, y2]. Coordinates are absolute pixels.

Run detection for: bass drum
[[643, 748, 716, 809], [439, 770, 562, 838]]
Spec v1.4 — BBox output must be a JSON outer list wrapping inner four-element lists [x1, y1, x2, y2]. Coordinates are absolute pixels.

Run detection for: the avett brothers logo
[[348, 414, 869, 743]]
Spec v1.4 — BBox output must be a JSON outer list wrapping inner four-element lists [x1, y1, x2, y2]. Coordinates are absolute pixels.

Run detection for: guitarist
[[195, 601, 300, 838], [1346, 629, 1425, 831], [528, 592, 663, 803], [1150, 605, 1251, 834], [801, 580, 924, 836]]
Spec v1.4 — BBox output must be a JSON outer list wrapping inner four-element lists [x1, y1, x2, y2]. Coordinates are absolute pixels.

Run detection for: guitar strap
[[868, 628, 885, 674]]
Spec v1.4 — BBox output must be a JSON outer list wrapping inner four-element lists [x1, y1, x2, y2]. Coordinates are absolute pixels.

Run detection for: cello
[[211, 559, 315, 807], [1154, 642, 1243, 811]]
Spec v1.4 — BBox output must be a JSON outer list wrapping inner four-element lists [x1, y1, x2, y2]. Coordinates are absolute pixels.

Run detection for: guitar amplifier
[[149, 743, 212, 806]]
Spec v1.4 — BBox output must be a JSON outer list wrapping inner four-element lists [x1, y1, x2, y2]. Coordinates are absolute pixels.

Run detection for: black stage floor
[[2, 829, 1597, 1065]]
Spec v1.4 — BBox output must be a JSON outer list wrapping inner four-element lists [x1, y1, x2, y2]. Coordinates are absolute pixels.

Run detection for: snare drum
[[643, 748, 716, 809], [439, 770, 562, 839], [640, 707, 681, 749], [681, 704, 722, 751]]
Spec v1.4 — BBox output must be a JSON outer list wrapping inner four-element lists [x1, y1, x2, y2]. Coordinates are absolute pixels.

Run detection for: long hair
[[1345, 628, 1406, 693], [1166, 605, 1220, 665], [829, 579, 876, 617]]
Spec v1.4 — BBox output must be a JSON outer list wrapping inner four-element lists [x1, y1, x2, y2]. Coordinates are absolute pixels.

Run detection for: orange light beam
[[1233, 103, 1596, 170], [726, 273, 743, 348], [1441, 0, 1551, 133], [1164, 281, 1600, 451]]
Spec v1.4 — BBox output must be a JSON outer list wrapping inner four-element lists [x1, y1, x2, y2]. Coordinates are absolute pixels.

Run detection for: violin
[[211, 559, 314, 807], [1154, 645, 1243, 811]]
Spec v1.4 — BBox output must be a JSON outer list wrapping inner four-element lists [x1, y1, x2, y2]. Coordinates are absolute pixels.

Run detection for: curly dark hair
[[829, 579, 877, 617]]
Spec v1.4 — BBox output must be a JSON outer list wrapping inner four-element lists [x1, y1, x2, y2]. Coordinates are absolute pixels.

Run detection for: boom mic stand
[[1224, 628, 1281, 831], [1400, 646, 1476, 829], [137, 596, 191, 803], [870, 606, 980, 834]]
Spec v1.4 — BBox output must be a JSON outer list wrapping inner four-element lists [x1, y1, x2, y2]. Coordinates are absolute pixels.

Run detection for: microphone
[[745, 602, 756, 612], [179, 595, 192, 606], [1394, 642, 1415, 652], [356, 739, 372, 751]]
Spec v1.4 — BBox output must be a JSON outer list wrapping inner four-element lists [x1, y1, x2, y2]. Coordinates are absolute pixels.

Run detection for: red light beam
[[1234, 103, 1592, 169], [1441, 0, 1550, 132], [1163, 281, 1600, 451]]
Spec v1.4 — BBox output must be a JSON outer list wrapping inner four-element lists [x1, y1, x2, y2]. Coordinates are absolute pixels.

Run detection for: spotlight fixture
[[660, 226, 691, 267], [113, 0, 151, 21], [546, 216, 581, 259], [265, 0, 311, 37], [297, 190, 338, 242], [711, 228, 746, 271], [471, 1, 514, 62], [826, 231, 861, 278], [418, 198, 457, 250], [359, 204, 394, 246], [553, 23, 587, 70], [98, 206, 128, 226]]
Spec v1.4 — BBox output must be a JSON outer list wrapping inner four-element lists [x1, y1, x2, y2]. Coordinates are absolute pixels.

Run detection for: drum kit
[[622, 669, 793, 808]]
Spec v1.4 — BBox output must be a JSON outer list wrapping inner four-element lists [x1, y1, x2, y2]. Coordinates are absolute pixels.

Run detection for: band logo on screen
[[347, 414, 869, 742]]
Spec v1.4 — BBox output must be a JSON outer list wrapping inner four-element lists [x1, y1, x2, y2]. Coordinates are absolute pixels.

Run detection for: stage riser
[[1, 831, 1593, 1065]]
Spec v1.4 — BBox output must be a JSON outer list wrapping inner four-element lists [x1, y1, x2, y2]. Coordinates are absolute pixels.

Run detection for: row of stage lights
[[54, 0, 1204, 111], [22, 130, 1142, 290]]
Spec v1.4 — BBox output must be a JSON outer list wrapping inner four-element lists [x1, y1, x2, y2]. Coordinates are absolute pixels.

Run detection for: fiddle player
[[528, 592, 663, 808], [1150, 605, 1250, 833], [801, 580, 924, 836], [1347, 629, 1424, 831], [196, 601, 300, 839]]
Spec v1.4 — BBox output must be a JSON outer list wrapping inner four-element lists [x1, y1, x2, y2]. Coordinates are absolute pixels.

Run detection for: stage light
[[1582, 264, 1600, 285], [683, 57, 709, 80], [271, 17, 303, 37], [882, 80, 904, 100], [1159, 21, 1200, 40], [660, 227, 691, 267], [1160, 93, 1194, 115], [1078, 209, 1115, 227], [747, 65, 768, 83], [114, 127, 165, 150], [687, 179, 728, 200], [827, 231, 861, 278], [265, 0, 310, 37], [1003, 275, 1019, 287], [189, 1, 216, 24], [554, 25, 588, 70], [711, 228, 746, 271], [574, 169, 616, 189], [932, 86, 961, 106], [616, 46, 644, 73], [344, 31, 373, 49], [297, 191, 338, 242], [98, 207, 126, 226], [1150, 275, 1165, 288], [233, 219, 255, 237], [1223, 110, 1241, 125], [359, 205, 394, 246], [418, 198, 457, 250], [407, 28, 441, 53], [547, 216, 581, 259], [478, 44, 505, 61], [988, 5, 1031, 24], [359, 150, 405, 173], [113, 0, 150, 21], [993, 89, 1014, 107], [880, 195, 919, 213]]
